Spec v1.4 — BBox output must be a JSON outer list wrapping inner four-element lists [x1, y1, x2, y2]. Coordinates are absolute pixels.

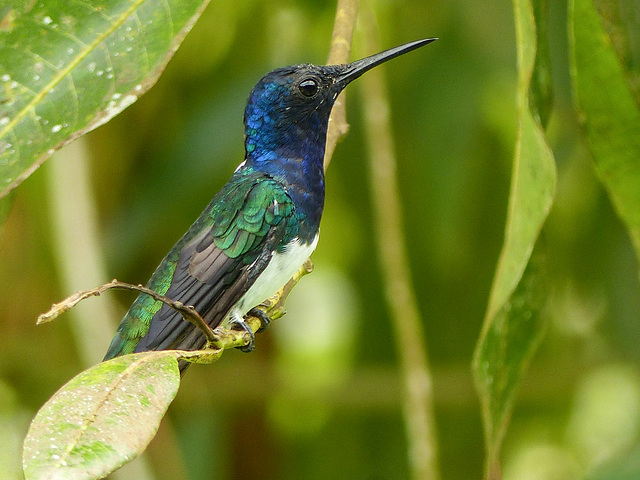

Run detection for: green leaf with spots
[[22, 352, 180, 480], [472, 0, 556, 477], [0, 0, 212, 199]]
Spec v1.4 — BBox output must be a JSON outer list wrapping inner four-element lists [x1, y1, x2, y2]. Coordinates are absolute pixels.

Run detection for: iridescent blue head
[[243, 38, 437, 173]]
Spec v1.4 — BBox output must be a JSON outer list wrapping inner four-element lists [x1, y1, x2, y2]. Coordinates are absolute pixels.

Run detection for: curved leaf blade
[[0, 0, 211, 199], [474, 245, 548, 479], [23, 353, 180, 480], [571, 0, 640, 256], [473, 0, 556, 477]]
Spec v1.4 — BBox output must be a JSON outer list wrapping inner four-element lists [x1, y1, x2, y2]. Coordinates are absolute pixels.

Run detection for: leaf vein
[[0, 0, 149, 146]]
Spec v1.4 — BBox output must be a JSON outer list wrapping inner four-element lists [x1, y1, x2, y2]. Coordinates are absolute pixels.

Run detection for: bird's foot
[[248, 307, 272, 333], [230, 318, 255, 353]]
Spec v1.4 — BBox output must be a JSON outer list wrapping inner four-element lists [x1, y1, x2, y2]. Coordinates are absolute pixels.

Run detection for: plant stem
[[357, 10, 440, 480], [324, 0, 359, 170], [46, 139, 119, 365]]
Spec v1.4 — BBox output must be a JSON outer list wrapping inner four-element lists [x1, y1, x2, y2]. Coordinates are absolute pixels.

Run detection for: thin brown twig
[[39, 260, 314, 355], [38, 279, 219, 346]]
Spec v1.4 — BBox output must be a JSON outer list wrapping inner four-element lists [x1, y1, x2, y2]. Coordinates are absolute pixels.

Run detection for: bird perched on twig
[[104, 38, 436, 370]]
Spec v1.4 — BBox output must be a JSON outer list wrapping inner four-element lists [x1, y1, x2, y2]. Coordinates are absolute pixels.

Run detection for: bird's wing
[[104, 170, 296, 358]]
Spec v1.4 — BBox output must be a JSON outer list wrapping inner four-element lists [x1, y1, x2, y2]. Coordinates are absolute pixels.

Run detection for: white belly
[[227, 234, 319, 323]]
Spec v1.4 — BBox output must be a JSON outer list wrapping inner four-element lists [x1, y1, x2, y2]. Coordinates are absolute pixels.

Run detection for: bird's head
[[243, 64, 340, 159], [243, 38, 437, 165]]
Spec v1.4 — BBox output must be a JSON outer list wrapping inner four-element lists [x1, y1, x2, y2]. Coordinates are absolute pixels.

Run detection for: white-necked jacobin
[[104, 38, 436, 368]]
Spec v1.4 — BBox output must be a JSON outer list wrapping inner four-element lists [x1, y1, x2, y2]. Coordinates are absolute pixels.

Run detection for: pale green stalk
[[357, 9, 440, 480]]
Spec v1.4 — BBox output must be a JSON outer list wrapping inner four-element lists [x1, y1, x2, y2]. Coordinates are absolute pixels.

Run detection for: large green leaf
[[23, 353, 180, 480], [0, 0, 211, 199], [570, 0, 640, 257], [472, 0, 556, 477]]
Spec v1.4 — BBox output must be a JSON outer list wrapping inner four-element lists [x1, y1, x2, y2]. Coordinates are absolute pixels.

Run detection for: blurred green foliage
[[1, 0, 640, 479]]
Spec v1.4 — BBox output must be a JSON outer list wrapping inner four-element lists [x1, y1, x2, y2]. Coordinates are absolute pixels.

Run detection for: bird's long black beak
[[335, 38, 437, 87]]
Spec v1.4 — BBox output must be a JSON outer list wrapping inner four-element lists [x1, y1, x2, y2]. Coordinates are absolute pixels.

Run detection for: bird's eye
[[298, 78, 319, 97]]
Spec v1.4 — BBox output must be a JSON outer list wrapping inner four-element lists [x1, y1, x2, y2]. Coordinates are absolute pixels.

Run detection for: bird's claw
[[230, 318, 255, 352], [248, 307, 272, 333]]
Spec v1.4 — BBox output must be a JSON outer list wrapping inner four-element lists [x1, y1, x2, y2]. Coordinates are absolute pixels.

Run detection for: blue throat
[[243, 78, 328, 243]]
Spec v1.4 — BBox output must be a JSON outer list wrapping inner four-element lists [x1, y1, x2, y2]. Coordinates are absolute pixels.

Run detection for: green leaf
[[570, 0, 640, 257], [473, 245, 548, 479], [472, 0, 556, 477], [0, 0, 211, 199], [22, 353, 180, 480], [590, 0, 640, 108]]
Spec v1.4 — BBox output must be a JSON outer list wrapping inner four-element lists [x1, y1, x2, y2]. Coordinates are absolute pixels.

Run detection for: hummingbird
[[104, 38, 436, 368]]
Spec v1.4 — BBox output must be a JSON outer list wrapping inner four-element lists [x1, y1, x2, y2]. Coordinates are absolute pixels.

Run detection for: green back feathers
[[211, 175, 294, 259], [104, 167, 295, 359]]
